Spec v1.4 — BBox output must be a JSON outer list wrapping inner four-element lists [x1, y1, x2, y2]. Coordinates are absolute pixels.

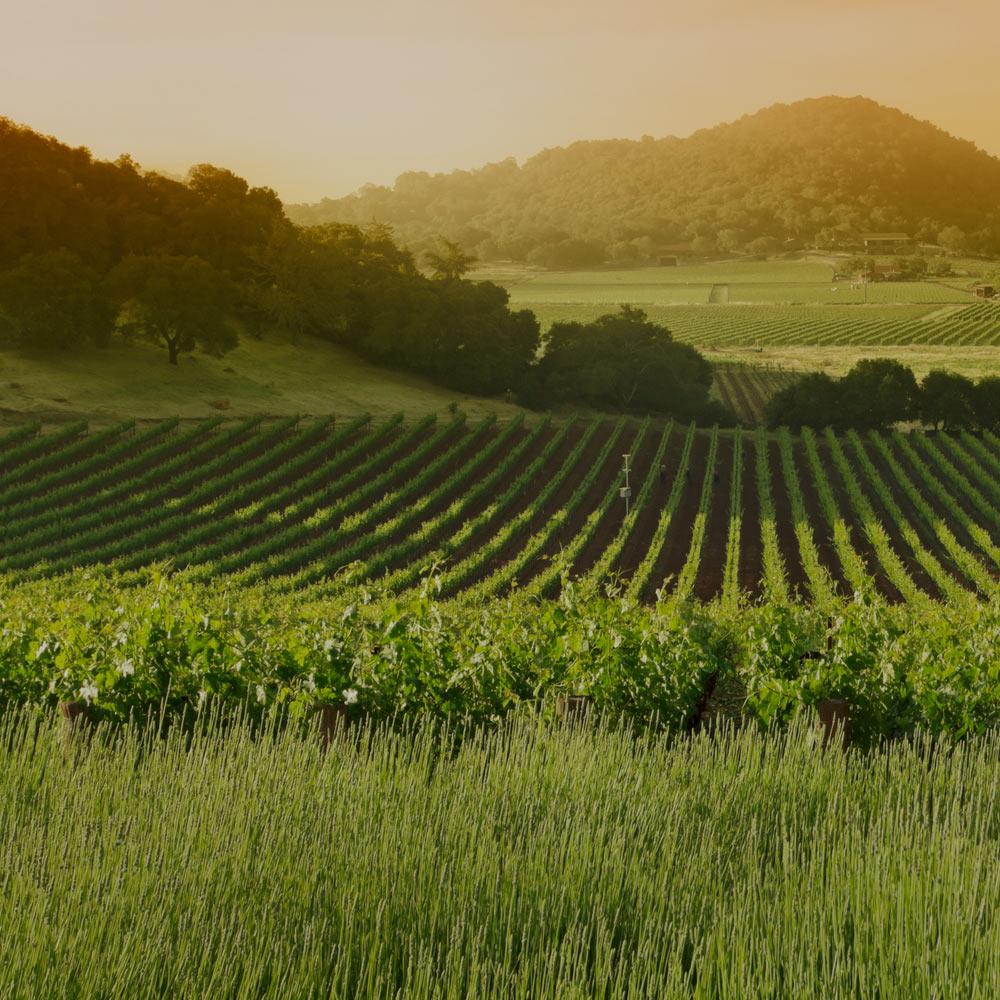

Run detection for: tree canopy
[[0, 117, 544, 392], [522, 306, 731, 421], [839, 359, 920, 430], [423, 238, 476, 280], [0, 250, 112, 351], [107, 255, 236, 365], [919, 370, 976, 432], [766, 359, 1000, 433], [289, 96, 1000, 264]]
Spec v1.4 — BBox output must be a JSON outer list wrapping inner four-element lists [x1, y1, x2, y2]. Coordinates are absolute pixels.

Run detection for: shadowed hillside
[[289, 97, 1000, 262]]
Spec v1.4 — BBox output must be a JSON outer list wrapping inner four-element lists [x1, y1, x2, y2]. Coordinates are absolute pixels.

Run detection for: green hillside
[[290, 96, 1000, 261], [0, 334, 524, 426]]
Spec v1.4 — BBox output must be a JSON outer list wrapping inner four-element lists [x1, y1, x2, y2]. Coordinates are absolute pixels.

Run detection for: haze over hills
[[288, 97, 1000, 264]]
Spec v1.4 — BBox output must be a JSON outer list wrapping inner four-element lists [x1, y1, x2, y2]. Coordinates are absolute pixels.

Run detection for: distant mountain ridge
[[288, 97, 1000, 263]]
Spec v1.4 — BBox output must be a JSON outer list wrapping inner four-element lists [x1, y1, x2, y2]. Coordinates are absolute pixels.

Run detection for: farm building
[[974, 284, 996, 299], [861, 232, 913, 252]]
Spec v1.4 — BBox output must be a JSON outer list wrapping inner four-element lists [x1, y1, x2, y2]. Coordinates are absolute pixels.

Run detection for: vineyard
[[5, 319, 1000, 1000], [4, 415, 999, 607], [497, 258, 1000, 349], [10, 57, 1000, 1000], [664, 301, 1000, 348], [713, 364, 800, 423], [518, 300, 1000, 348]]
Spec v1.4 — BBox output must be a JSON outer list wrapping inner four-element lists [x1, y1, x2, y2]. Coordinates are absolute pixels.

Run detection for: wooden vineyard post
[[59, 701, 93, 753], [555, 695, 593, 726], [316, 703, 349, 749], [802, 618, 851, 750], [687, 669, 721, 733], [816, 698, 852, 751]]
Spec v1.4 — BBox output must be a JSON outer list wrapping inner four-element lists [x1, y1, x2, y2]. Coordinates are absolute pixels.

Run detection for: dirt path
[[816, 437, 902, 603], [467, 420, 613, 585], [641, 433, 710, 602], [292, 423, 458, 551], [848, 440, 947, 600], [449, 423, 554, 529], [363, 423, 519, 556], [692, 433, 734, 601], [791, 438, 850, 596], [517, 420, 631, 586], [767, 438, 809, 600], [570, 422, 661, 579], [616, 429, 687, 582], [737, 436, 764, 597], [891, 437, 1000, 556], [934, 436, 1000, 515], [860, 436, 978, 592]]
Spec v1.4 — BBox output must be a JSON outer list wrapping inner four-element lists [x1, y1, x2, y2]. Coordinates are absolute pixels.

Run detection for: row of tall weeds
[[2, 711, 998, 998]]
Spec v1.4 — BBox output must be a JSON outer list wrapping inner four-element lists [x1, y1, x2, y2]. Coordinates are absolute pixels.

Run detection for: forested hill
[[0, 117, 541, 398], [288, 97, 1000, 264], [3, 116, 730, 421]]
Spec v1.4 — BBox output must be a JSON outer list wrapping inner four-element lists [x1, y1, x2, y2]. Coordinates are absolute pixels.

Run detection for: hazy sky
[[4, 0, 998, 204]]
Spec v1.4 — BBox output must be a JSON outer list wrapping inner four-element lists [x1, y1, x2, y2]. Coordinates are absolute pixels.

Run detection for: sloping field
[[713, 365, 801, 424], [498, 259, 1000, 348], [514, 301, 1000, 347], [726, 282, 967, 304], [502, 260, 838, 285], [0, 334, 525, 425], [5, 416, 999, 605]]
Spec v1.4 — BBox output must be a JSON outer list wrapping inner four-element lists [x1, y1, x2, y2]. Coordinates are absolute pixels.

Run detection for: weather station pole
[[620, 453, 632, 517]]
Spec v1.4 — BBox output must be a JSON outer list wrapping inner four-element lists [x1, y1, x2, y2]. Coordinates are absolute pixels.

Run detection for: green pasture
[[508, 279, 968, 313], [3, 713, 1000, 997], [508, 259, 837, 286], [726, 281, 969, 305], [710, 344, 1000, 380], [505, 282, 713, 306], [0, 333, 525, 426]]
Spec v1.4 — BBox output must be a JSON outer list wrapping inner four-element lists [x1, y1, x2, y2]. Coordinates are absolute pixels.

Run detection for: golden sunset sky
[[4, 0, 998, 203]]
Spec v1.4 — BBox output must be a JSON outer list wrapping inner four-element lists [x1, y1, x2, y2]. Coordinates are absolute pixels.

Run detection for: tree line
[[289, 96, 1000, 266], [522, 306, 731, 423], [0, 119, 725, 423], [766, 359, 1000, 433], [0, 119, 540, 394]]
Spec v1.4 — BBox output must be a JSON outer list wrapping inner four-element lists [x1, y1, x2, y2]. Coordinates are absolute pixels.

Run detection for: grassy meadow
[[3, 713, 999, 998], [712, 344, 1000, 379], [0, 333, 526, 427], [478, 259, 840, 286]]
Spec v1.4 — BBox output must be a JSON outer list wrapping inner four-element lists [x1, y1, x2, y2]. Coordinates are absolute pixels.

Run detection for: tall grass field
[[2, 714, 998, 998]]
